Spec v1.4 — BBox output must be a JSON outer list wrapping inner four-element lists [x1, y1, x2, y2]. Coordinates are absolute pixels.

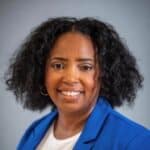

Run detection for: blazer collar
[[73, 97, 111, 149], [28, 110, 58, 149], [28, 97, 111, 149]]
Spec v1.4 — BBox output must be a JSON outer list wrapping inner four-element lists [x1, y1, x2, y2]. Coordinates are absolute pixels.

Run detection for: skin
[[45, 32, 100, 139]]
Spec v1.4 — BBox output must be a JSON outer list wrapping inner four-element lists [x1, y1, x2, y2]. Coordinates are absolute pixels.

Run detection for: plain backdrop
[[0, 0, 150, 149]]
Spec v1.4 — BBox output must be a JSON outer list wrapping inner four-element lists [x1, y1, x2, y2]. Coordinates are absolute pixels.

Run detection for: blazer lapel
[[25, 110, 58, 150], [20, 97, 110, 150], [73, 97, 111, 150]]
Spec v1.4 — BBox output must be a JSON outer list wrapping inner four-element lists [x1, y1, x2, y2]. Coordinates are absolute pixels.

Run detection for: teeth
[[61, 91, 80, 96]]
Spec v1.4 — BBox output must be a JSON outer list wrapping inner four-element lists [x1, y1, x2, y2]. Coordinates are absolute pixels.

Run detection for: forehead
[[49, 32, 95, 59]]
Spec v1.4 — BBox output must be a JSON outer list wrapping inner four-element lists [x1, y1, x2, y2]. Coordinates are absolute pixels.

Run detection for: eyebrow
[[49, 57, 94, 62]]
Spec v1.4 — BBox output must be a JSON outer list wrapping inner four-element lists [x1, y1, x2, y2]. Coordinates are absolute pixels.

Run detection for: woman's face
[[45, 32, 100, 115]]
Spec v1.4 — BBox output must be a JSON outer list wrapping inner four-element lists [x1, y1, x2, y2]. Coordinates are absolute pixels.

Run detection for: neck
[[54, 107, 94, 139]]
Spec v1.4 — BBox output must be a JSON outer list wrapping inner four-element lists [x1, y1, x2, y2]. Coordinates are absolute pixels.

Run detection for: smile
[[61, 91, 81, 96]]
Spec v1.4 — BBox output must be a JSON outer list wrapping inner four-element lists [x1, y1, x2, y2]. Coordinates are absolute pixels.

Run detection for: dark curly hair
[[5, 17, 143, 111]]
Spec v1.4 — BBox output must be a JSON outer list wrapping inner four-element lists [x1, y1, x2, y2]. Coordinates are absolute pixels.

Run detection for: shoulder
[[17, 110, 57, 150], [102, 107, 150, 149], [109, 108, 149, 133], [74, 98, 150, 149]]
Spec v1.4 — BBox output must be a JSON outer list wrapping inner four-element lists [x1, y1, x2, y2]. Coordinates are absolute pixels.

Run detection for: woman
[[5, 17, 150, 150]]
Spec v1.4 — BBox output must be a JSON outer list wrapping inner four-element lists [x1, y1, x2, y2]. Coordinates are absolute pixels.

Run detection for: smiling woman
[[5, 17, 150, 150]]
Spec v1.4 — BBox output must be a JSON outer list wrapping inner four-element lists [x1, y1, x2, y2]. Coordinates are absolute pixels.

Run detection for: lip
[[61, 91, 81, 96], [57, 88, 84, 93], [57, 89, 84, 101]]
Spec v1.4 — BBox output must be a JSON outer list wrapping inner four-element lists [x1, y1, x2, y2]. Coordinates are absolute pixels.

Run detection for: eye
[[51, 63, 65, 70], [79, 64, 93, 71]]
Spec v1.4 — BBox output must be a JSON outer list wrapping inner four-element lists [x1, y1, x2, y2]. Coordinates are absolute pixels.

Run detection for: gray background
[[0, 0, 150, 149]]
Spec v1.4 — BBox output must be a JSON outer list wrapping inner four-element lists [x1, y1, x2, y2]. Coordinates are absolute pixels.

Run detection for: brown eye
[[51, 63, 64, 70], [79, 64, 93, 71]]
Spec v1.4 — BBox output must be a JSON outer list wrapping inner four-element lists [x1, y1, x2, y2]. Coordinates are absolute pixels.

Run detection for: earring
[[40, 87, 48, 96]]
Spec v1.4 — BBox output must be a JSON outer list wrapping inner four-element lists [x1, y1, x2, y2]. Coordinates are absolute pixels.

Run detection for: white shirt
[[36, 123, 81, 150]]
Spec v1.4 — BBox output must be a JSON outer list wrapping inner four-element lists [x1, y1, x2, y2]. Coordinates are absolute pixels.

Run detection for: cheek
[[86, 71, 100, 95], [45, 71, 58, 90], [84, 73, 99, 92], [88, 79, 99, 92]]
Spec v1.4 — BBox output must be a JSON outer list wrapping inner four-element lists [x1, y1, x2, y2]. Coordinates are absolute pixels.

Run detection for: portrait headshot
[[0, 0, 150, 150]]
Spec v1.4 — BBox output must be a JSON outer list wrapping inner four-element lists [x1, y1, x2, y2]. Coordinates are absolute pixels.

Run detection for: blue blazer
[[17, 97, 150, 150]]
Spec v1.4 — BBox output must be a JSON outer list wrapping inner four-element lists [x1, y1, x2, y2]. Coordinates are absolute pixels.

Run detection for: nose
[[62, 65, 79, 85]]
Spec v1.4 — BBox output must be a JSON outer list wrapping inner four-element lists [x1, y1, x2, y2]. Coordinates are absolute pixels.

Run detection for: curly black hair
[[5, 17, 143, 111]]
